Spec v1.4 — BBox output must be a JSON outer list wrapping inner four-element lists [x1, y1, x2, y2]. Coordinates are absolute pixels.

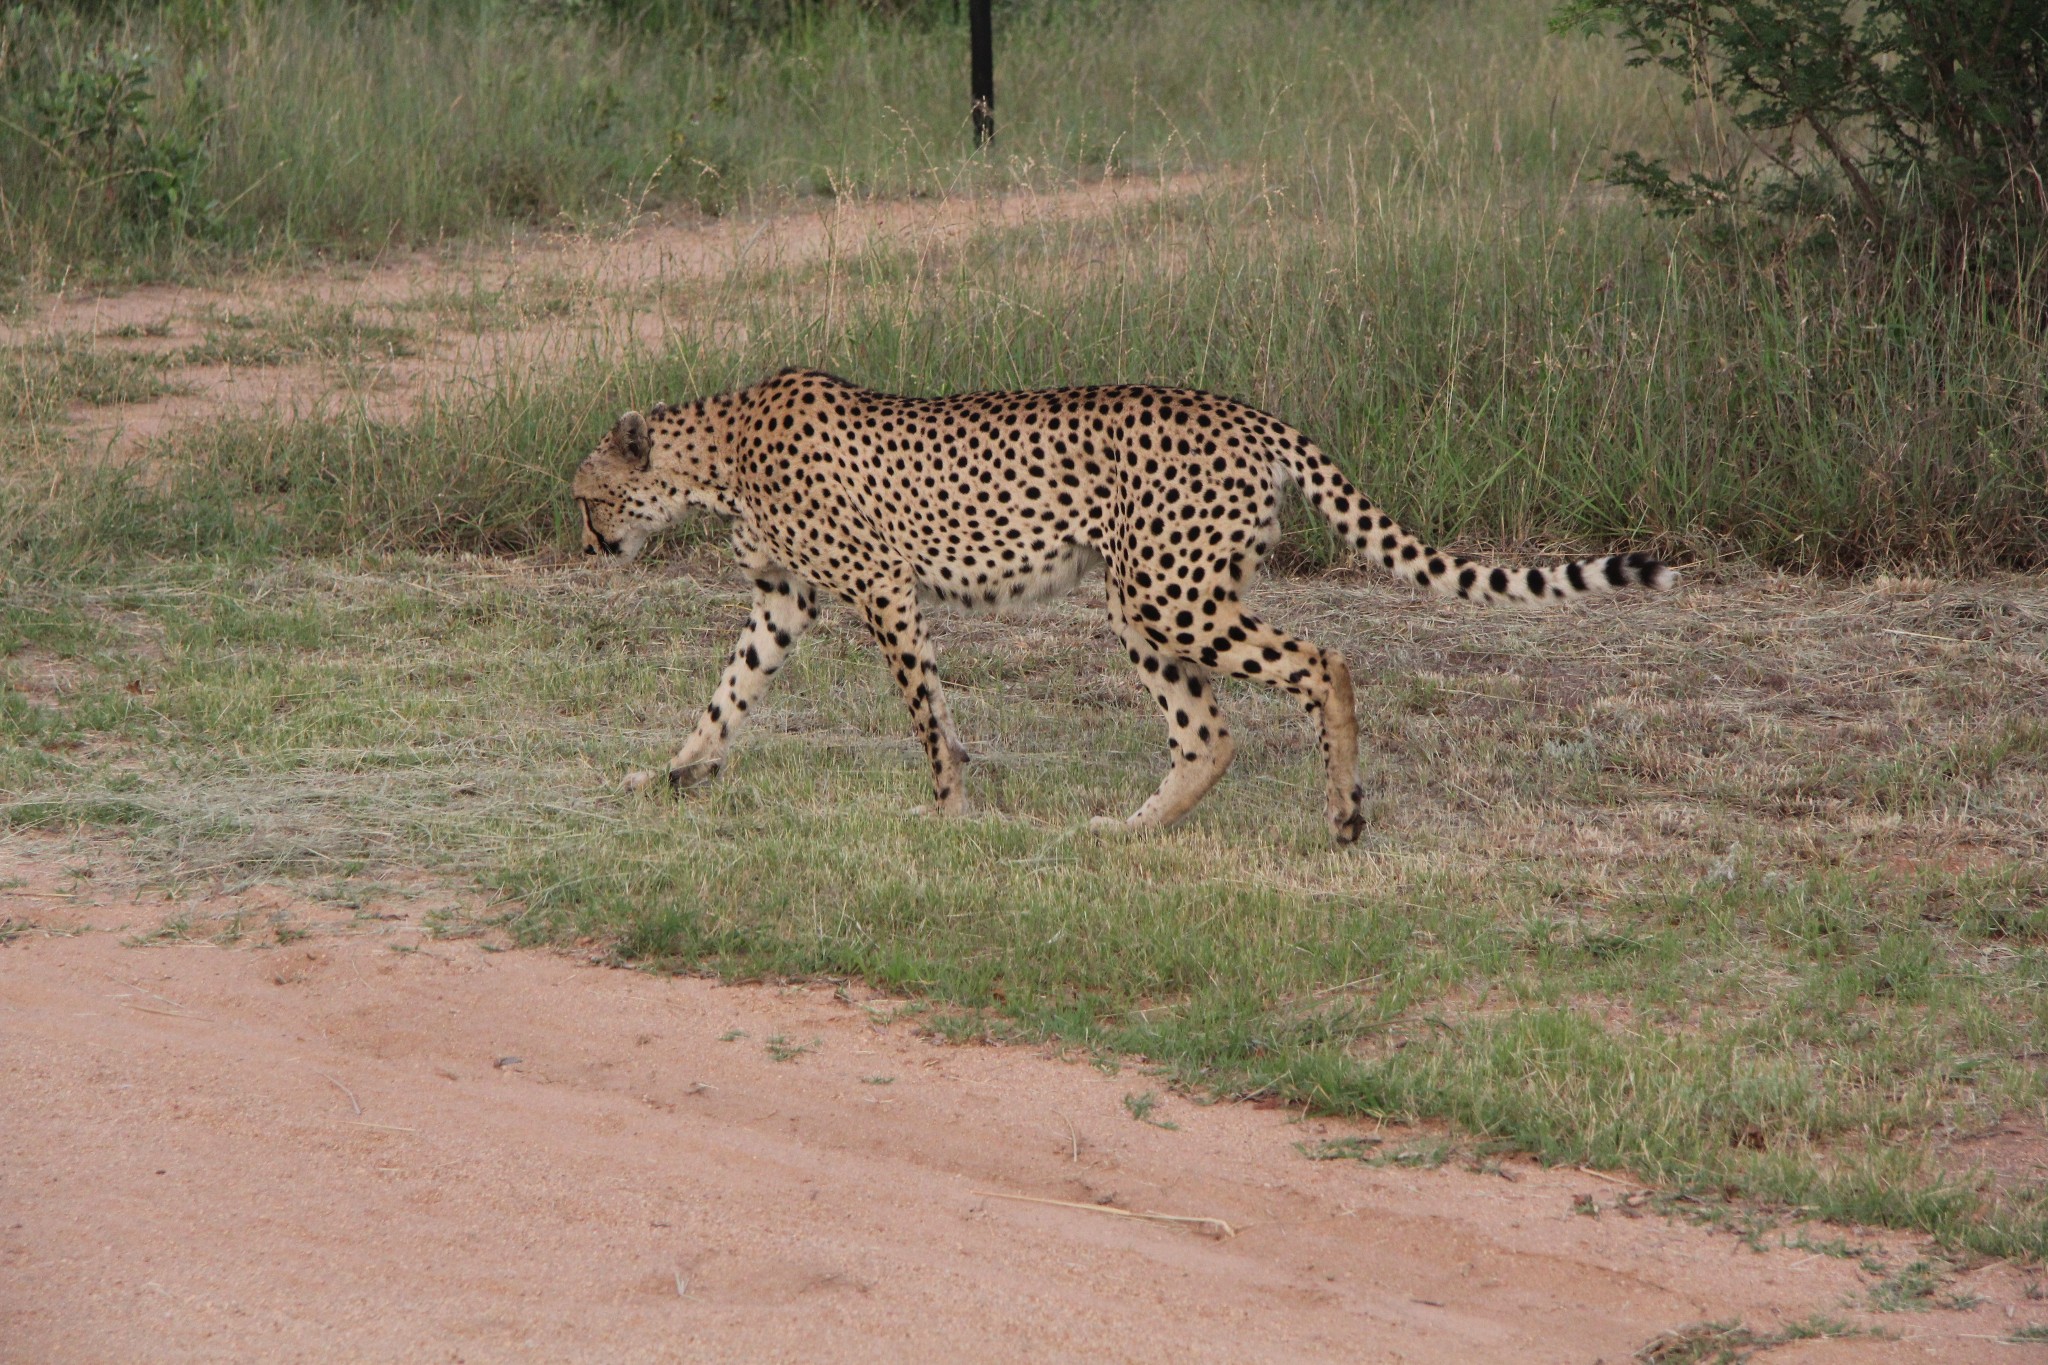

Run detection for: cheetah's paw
[[664, 760, 724, 794]]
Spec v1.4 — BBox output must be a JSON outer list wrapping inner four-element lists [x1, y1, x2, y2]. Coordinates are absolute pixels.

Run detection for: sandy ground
[[2, 833, 2041, 1363], [3, 175, 1205, 461]]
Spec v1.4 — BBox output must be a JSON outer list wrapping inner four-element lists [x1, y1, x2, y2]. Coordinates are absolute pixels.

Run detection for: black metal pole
[[970, 0, 994, 147]]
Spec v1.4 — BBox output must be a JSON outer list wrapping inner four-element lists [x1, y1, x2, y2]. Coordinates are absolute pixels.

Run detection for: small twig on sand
[[318, 1071, 363, 1115], [119, 979, 193, 1011], [1053, 1110, 1080, 1161], [974, 1190, 1234, 1239], [121, 1002, 205, 1020], [1576, 1165, 1636, 1187]]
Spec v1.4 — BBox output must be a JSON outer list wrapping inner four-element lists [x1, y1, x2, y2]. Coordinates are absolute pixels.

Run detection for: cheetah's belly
[[915, 540, 1103, 612]]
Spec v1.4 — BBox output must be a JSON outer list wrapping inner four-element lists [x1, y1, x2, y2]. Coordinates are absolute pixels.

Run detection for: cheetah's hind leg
[[1089, 606, 1237, 834], [1099, 586, 1365, 844], [1199, 605, 1364, 845]]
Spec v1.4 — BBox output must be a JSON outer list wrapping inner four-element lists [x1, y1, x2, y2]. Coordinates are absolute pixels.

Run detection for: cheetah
[[572, 368, 1674, 843]]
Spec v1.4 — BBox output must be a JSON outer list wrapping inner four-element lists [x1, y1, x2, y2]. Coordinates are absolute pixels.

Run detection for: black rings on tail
[[1276, 439, 1676, 604]]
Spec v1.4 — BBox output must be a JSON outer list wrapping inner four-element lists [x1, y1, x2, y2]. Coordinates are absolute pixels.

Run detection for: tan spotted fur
[[572, 369, 1674, 842]]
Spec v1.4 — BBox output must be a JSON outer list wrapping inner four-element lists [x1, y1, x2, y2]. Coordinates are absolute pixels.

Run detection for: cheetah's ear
[[612, 411, 652, 469]]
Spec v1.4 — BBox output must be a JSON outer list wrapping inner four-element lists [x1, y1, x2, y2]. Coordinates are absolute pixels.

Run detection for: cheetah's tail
[[1277, 443, 1676, 605]]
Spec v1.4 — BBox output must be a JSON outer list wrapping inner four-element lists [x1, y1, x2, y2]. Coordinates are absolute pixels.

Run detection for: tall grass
[[17, 190, 2045, 577], [4, 0, 1674, 280], [3, 0, 2045, 575]]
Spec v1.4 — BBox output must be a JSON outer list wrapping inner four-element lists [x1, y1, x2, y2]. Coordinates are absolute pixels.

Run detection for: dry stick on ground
[[974, 1190, 1235, 1239], [317, 1070, 363, 1116], [111, 972, 200, 1014], [119, 978, 192, 1011], [1576, 1166, 1638, 1187], [1053, 1109, 1081, 1161], [120, 1001, 206, 1020]]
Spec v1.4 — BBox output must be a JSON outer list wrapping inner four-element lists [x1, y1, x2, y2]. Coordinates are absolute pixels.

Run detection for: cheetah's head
[[571, 404, 727, 561]]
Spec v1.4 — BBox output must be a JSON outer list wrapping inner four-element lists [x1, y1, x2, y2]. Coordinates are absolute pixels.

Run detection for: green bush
[[0, 7, 223, 263], [1556, 0, 2048, 258]]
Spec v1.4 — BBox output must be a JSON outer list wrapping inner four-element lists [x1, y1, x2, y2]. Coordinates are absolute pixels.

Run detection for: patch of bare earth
[[0, 175, 1205, 464], [2, 833, 2042, 1363]]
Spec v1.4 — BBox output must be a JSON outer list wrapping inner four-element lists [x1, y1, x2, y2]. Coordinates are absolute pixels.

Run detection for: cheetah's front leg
[[855, 580, 970, 814], [634, 574, 818, 794]]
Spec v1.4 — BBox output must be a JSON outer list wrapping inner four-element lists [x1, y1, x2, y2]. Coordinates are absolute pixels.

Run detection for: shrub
[[1555, 0, 2048, 260], [0, 10, 222, 248]]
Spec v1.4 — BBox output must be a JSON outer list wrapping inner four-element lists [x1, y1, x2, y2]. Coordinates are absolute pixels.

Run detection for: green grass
[[2, 336, 183, 425], [179, 303, 418, 369], [4, 552, 2045, 1259]]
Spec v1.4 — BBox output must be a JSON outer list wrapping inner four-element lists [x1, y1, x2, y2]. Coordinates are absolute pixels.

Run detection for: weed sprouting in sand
[[1633, 1316, 1877, 1364], [1865, 1258, 1968, 1313], [764, 1034, 818, 1062], [1296, 1136, 1384, 1162], [1123, 1091, 1178, 1129]]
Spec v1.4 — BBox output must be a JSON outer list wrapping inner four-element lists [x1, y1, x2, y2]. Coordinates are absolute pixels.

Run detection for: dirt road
[[2, 835, 2037, 1363], [4, 175, 1204, 462]]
